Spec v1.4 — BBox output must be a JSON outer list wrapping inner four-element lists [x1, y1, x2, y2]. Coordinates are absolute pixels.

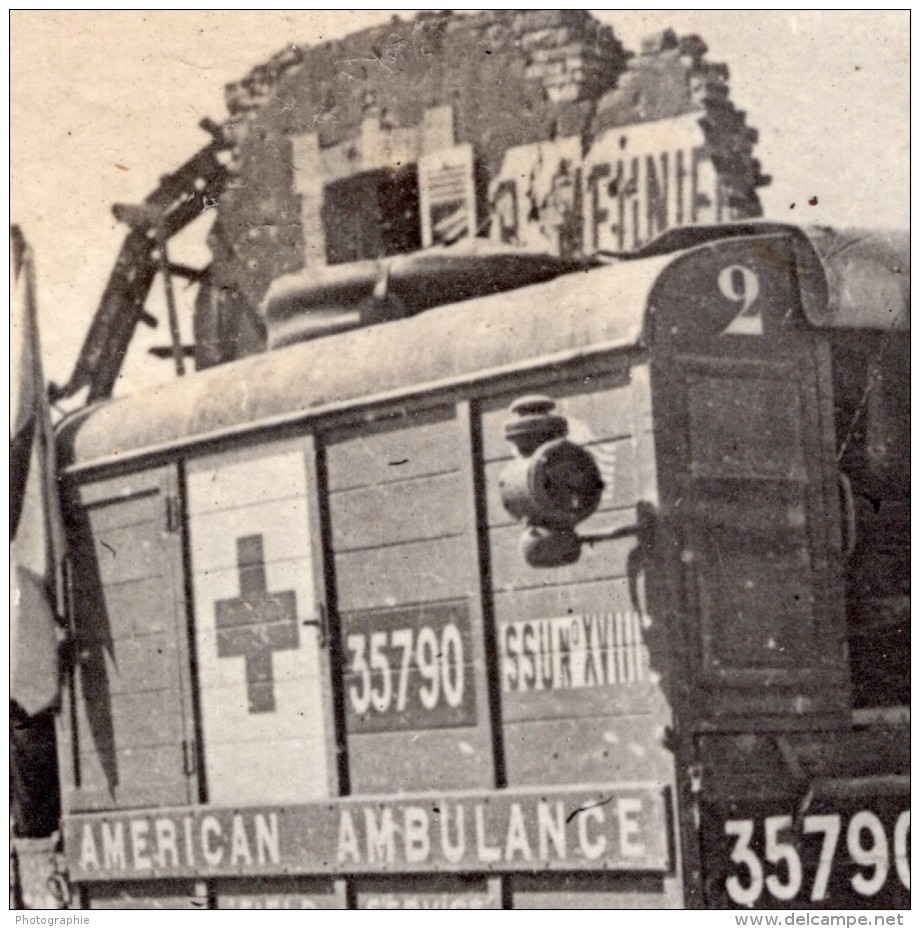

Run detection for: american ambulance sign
[[65, 784, 670, 880]]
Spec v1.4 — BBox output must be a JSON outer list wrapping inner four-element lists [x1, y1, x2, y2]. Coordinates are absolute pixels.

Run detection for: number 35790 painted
[[342, 601, 476, 733], [709, 804, 909, 908]]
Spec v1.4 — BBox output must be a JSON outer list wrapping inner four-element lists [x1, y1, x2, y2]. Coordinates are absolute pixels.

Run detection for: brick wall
[[196, 11, 767, 367]]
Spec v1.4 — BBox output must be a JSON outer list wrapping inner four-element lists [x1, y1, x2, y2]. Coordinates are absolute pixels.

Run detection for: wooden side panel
[[327, 405, 501, 908], [186, 441, 333, 806], [326, 407, 460, 490], [482, 371, 674, 780], [66, 466, 195, 812], [503, 716, 671, 785], [495, 582, 656, 724], [334, 537, 470, 612], [325, 407, 495, 795], [329, 473, 465, 549], [481, 367, 683, 908]]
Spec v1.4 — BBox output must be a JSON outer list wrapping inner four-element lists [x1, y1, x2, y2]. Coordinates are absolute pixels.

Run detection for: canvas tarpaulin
[[10, 225, 66, 717]]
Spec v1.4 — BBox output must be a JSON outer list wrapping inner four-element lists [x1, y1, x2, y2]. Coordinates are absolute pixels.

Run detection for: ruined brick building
[[190, 10, 769, 368]]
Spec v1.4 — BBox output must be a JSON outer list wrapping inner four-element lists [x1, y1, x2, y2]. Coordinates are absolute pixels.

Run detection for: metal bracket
[[302, 603, 330, 648]]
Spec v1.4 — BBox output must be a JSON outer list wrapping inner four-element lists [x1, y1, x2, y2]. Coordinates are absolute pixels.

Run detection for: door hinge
[[182, 738, 197, 777], [165, 493, 182, 533]]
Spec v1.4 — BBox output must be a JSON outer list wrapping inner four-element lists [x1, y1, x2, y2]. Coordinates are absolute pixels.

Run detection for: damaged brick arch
[[197, 11, 768, 368]]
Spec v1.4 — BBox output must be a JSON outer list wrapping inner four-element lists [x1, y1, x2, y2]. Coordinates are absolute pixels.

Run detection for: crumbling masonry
[[194, 11, 769, 368]]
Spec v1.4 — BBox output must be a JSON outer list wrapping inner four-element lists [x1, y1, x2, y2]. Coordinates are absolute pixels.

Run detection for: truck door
[[324, 406, 494, 795], [64, 465, 198, 811], [186, 438, 335, 804], [648, 233, 850, 728], [324, 404, 501, 908]]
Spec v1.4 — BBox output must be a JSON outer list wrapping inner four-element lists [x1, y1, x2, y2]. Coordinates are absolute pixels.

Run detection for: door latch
[[302, 603, 330, 647]]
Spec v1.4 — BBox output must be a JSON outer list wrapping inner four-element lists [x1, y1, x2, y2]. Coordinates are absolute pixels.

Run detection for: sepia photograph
[[10, 9, 909, 913]]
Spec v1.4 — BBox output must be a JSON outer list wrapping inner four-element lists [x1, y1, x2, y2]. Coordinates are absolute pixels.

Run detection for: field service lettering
[[725, 810, 910, 906], [501, 612, 649, 693]]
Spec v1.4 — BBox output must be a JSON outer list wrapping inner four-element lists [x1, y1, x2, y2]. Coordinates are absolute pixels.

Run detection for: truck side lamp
[[499, 395, 604, 567]]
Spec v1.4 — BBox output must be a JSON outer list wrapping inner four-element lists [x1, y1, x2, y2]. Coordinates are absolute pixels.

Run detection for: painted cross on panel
[[215, 534, 299, 713]]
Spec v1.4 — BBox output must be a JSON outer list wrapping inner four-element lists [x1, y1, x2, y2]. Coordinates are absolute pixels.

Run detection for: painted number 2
[[718, 264, 763, 336]]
